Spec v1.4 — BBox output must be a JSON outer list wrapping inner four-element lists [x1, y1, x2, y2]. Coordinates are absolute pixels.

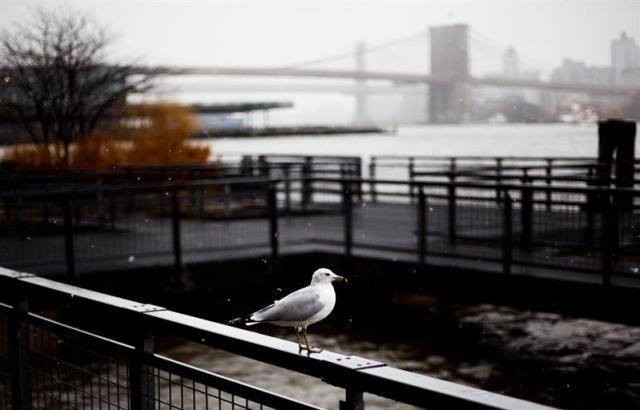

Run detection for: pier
[[2, 153, 640, 298]]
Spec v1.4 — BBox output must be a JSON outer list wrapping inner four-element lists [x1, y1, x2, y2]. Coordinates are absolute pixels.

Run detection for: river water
[[153, 124, 640, 409], [208, 123, 614, 160]]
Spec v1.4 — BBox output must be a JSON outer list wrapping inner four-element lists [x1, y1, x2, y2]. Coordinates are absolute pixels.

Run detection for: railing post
[[198, 187, 206, 218], [520, 179, 533, 253], [545, 159, 553, 210], [342, 180, 353, 259], [340, 389, 364, 410], [223, 183, 231, 217], [110, 192, 116, 231], [284, 164, 291, 214], [355, 159, 363, 202], [171, 188, 184, 288], [448, 174, 457, 245], [96, 178, 105, 224], [495, 158, 503, 201], [302, 156, 313, 209], [369, 157, 377, 203], [63, 194, 77, 284], [408, 157, 415, 202], [502, 192, 513, 275], [129, 330, 155, 410], [9, 294, 31, 410], [267, 182, 280, 276], [417, 186, 427, 265], [602, 193, 618, 286], [258, 155, 268, 177]]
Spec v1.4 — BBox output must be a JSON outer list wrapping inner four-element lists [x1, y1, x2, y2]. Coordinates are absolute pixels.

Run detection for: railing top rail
[[410, 164, 596, 173], [0, 267, 555, 410], [0, 175, 280, 200], [220, 152, 362, 161], [371, 155, 601, 162], [412, 172, 640, 185], [309, 176, 640, 195]]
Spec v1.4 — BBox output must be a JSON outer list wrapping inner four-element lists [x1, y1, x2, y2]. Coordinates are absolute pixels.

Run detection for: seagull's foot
[[306, 346, 322, 354]]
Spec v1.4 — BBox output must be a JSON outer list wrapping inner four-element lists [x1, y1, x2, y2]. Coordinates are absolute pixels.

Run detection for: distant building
[[500, 46, 539, 80], [503, 46, 519, 78], [611, 32, 640, 84], [621, 67, 640, 86], [550, 59, 614, 86]]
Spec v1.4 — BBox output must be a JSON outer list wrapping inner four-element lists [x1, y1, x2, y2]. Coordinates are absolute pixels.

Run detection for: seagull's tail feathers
[[228, 316, 249, 326], [228, 315, 261, 326], [229, 302, 276, 327]]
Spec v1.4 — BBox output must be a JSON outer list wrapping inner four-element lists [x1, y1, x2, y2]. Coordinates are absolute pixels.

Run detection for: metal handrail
[[0, 266, 555, 410]]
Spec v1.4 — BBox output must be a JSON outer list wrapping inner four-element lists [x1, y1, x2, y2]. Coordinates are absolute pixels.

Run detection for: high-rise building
[[611, 32, 640, 84], [503, 46, 519, 78]]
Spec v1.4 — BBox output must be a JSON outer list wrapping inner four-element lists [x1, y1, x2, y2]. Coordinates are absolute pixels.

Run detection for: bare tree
[[0, 8, 154, 166]]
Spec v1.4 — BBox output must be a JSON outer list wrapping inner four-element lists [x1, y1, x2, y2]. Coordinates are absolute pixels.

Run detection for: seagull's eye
[[325, 273, 330, 277]]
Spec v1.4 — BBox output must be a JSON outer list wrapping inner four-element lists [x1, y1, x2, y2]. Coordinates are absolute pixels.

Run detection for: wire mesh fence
[[0, 306, 322, 410], [0, 311, 9, 409]]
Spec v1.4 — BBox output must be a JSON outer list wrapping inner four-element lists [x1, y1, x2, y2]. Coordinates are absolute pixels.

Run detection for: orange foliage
[[123, 102, 210, 164], [70, 132, 127, 169], [5, 144, 66, 169], [6, 102, 210, 170]]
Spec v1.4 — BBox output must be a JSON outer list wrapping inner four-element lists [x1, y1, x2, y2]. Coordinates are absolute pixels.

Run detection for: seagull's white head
[[311, 268, 346, 285]]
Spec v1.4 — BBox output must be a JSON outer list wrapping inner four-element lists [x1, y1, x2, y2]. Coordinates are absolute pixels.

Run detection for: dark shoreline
[[195, 125, 386, 138]]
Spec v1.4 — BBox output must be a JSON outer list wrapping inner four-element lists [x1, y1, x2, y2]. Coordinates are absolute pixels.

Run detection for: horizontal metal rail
[[0, 267, 556, 410]]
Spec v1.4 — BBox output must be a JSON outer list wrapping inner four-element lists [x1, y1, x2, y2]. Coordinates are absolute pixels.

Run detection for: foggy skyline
[[2, 0, 639, 72]]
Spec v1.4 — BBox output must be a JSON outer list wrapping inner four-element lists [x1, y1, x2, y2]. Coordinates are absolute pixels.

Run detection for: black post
[[448, 174, 457, 245], [545, 159, 553, 210], [258, 155, 268, 177], [129, 330, 155, 410], [63, 195, 76, 284], [369, 157, 377, 203], [343, 180, 353, 259], [339, 389, 364, 410], [284, 164, 291, 214], [110, 193, 116, 231], [602, 193, 618, 286], [520, 183, 533, 252], [267, 182, 279, 276], [408, 157, 415, 201], [417, 186, 427, 264], [502, 192, 513, 275], [495, 158, 503, 201], [302, 156, 313, 209], [355, 158, 363, 202], [171, 189, 183, 288], [9, 294, 31, 410]]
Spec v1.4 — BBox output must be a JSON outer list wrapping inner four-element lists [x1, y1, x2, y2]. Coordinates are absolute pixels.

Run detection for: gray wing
[[250, 286, 324, 323]]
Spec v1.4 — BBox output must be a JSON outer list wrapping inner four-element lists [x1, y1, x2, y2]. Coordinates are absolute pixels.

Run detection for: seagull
[[230, 268, 346, 353]]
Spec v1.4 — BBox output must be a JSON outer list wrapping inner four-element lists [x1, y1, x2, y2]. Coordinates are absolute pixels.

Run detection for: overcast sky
[[3, 0, 639, 124], [2, 0, 639, 71]]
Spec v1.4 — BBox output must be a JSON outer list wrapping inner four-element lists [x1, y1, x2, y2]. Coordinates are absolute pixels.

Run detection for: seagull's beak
[[333, 275, 347, 283]]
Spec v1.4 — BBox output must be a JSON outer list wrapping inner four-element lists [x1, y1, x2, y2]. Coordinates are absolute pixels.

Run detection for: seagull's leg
[[302, 327, 322, 353], [295, 327, 304, 352]]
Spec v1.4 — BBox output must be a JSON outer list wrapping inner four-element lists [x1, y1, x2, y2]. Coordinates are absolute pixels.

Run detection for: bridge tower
[[353, 41, 370, 125], [429, 24, 471, 123]]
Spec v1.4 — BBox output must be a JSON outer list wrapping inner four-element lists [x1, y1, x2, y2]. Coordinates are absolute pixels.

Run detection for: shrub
[[5, 102, 210, 169], [123, 102, 210, 164]]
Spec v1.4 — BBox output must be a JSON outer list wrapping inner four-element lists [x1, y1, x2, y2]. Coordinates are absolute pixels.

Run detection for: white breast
[[302, 283, 336, 327]]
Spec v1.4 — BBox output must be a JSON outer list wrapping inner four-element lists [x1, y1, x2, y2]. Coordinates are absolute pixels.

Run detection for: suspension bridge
[[144, 24, 640, 124]]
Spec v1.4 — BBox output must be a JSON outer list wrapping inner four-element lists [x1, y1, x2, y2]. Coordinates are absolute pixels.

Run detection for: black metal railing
[[1, 172, 640, 287], [0, 266, 555, 410]]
